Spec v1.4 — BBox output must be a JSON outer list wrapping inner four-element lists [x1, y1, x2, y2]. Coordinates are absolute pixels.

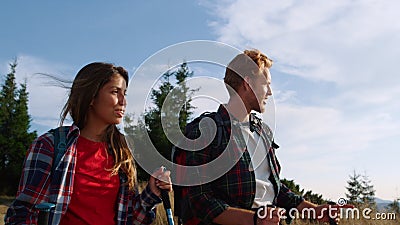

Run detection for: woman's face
[[89, 73, 127, 127]]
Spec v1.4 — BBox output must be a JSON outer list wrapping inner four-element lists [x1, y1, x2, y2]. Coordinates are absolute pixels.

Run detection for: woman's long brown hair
[[60, 62, 136, 190]]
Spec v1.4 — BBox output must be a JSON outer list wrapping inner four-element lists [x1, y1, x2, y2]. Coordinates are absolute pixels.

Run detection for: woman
[[5, 62, 172, 224]]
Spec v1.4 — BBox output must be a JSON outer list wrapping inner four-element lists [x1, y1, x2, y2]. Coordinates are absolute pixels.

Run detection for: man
[[173, 49, 343, 225]]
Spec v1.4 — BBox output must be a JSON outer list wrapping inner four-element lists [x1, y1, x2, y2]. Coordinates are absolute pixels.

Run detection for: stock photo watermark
[[256, 198, 397, 221]]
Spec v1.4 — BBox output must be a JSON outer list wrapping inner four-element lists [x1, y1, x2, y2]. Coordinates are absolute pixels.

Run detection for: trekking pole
[[160, 167, 174, 225], [35, 203, 55, 225], [161, 190, 174, 225]]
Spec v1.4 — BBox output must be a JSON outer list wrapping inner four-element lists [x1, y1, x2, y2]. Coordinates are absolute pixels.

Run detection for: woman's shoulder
[[35, 125, 80, 146]]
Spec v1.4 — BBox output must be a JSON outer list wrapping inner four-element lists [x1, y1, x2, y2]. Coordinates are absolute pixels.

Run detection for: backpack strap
[[172, 112, 230, 223], [198, 111, 230, 148], [213, 112, 229, 148], [49, 127, 68, 174]]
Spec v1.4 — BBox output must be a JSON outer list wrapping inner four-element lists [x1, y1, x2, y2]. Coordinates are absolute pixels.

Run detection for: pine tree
[[345, 170, 363, 205], [123, 113, 150, 181], [0, 60, 36, 194], [360, 173, 375, 207], [303, 190, 325, 205], [145, 71, 174, 160], [174, 63, 196, 130], [144, 63, 197, 159], [0, 61, 19, 173], [345, 170, 376, 207], [125, 63, 197, 180], [281, 179, 325, 204], [281, 179, 304, 196]]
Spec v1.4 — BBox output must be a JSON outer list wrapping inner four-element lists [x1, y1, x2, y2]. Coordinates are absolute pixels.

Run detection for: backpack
[[34, 126, 69, 223], [49, 126, 70, 174], [171, 112, 230, 224]]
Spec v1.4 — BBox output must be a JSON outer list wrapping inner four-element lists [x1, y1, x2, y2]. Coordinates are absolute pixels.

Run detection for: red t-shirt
[[60, 136, 120, 225]]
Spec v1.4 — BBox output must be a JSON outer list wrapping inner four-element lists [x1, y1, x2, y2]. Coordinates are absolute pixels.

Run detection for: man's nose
[[267, 85, 273, 96]]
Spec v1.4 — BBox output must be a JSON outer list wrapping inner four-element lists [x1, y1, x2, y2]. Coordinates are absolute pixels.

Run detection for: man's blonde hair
[[224, 49, 273, 95]]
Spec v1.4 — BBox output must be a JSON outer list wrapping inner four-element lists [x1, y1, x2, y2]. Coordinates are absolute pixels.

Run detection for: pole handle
[[35, 203, 55, 225]]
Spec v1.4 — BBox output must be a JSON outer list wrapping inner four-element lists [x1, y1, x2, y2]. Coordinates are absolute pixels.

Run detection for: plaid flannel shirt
[[5, 125, 161, 225], [175, 105, 304, 225]]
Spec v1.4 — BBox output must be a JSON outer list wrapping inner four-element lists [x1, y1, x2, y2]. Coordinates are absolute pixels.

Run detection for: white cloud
[[274, 90, 298, 104], [275, 103, 399, 154], [207, 0, 400, 84], [3, 55, 75, 131], [273, 102, 400, 200]]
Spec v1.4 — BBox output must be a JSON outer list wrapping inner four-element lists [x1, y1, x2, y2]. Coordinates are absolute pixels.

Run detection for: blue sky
[[1, 1, 399, 202]]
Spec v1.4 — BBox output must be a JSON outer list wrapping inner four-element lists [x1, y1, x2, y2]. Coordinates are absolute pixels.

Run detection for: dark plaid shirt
[[174, 105, 304, 225]]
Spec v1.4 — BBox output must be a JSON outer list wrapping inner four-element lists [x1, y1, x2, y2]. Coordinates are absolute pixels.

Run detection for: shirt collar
[[217, 104, 262, 133]]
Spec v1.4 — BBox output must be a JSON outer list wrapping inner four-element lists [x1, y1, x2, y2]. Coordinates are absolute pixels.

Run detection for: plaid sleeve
[[182, 124, 230, 224], [276, 183, 304, 211], [140, 185, 162, 209], [5, 134, 54, 225], [187, 183, 229, 224], [129, 184, 162, 225]]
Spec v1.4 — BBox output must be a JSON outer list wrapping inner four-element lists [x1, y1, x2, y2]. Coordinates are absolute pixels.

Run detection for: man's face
[[248, 68, 272, 113]]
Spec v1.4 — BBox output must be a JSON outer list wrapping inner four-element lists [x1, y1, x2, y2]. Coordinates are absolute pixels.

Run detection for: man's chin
[[254, 107, 264, 114]]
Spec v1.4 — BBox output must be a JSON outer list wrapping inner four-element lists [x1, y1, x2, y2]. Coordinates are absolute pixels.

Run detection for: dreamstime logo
[[335, 198, 397, 220], [256, 198, 397, 221], [337, 197, 347, 206], [124, 40, 277, 186]]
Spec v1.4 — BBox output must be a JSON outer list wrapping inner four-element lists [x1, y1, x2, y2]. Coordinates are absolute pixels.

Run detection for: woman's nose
[[118, 94, 126, 106]]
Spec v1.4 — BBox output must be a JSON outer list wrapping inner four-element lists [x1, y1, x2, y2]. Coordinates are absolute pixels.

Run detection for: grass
[[1, 190, 398, 225], [138, 182, 180, 225], [0, 196, 13, 206], [0, 196, 13, 225], [153, 211, 400, 225], [152, 198, 399, 225]]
